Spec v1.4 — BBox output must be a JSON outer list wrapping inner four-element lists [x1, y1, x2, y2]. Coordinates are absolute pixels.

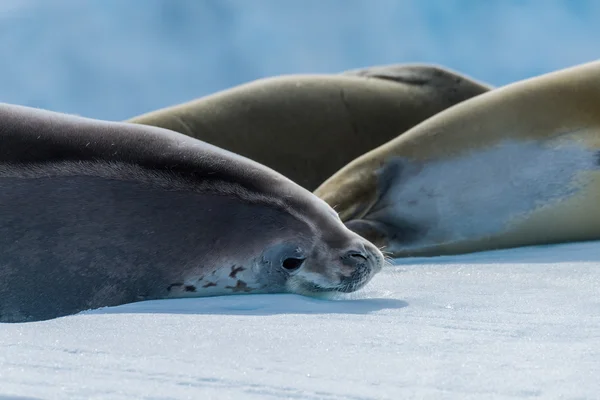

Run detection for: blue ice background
[[0, 0, 598, 121]]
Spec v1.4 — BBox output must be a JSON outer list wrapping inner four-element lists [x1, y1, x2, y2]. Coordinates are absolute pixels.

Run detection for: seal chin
[[335, 274, 375, 293], [287, 263, 378, 296], [334, 262, 379, 293]]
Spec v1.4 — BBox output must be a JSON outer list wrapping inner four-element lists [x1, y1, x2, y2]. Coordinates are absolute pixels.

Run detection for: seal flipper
[[342, 157, 427, 253], [337, 156, 418, 222], [367, 156, 422, 215]]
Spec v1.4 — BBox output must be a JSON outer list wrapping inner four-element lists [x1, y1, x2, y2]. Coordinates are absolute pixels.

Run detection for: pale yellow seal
[[129, 64, 491, 190], [315, 61, 600, 257]]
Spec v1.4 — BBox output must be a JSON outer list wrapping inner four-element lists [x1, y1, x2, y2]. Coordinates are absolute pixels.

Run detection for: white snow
[[1, 241, 599, 399]]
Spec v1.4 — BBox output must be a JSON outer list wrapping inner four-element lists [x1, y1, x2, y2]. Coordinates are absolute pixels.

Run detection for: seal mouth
[[295, 266, 375, 294], [334, 268, 375, 293]]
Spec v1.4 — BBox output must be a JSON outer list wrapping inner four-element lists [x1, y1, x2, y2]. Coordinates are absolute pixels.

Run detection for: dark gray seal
[[0, 103, 384, 323], [128, 64, 492, 190]]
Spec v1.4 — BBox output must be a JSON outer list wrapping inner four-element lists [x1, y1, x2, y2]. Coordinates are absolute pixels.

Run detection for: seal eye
[[282, 257, 305, 271]]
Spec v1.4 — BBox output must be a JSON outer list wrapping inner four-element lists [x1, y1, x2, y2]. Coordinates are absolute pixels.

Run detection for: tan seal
[[315, 60, 600, 257], [128, 64, 491, 190]]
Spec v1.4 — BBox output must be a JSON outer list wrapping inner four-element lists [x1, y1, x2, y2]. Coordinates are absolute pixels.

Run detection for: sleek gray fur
[[0, 104, 383, 323]]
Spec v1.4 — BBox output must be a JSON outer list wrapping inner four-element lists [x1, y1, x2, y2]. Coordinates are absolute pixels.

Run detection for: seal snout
[[335, 240, 384, 292], [340, 247, 369, 275]]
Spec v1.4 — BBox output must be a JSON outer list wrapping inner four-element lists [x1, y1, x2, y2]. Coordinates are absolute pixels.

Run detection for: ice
[[2, 242, 599, 399]]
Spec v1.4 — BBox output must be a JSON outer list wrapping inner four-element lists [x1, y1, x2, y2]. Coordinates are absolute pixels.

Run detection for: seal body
[[0, 104, 384, 323], [128, 64, 491, 190], [315, 60, 600, 257]]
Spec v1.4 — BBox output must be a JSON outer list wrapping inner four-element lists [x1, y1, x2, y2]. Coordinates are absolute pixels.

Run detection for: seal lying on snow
[[128, 64, 491, 190], [315, 60, 600, 257], [0, 104, 384, 323]]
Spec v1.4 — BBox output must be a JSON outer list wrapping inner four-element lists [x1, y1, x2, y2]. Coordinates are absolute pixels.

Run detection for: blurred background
[[1, 0, 598, 121]]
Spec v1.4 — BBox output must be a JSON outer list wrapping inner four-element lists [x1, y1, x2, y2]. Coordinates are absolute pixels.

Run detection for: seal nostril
[[282, 257, 305, 271], [341, 249, 369, 267], [349, 252, 368, 261]]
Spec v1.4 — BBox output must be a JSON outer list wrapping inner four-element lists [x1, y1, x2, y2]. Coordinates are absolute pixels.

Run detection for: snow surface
[[2, 241, 599, 399]]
